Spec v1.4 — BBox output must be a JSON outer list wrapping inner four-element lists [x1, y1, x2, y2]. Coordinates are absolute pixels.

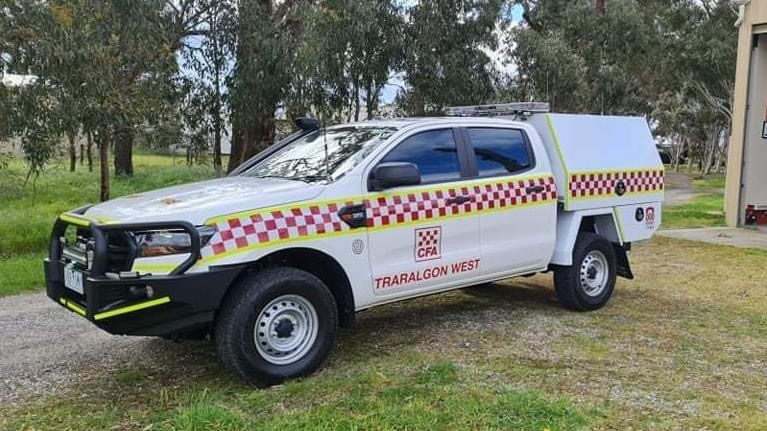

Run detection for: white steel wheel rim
[[580, 250, 609, 297], [254, 294, 319, 365]]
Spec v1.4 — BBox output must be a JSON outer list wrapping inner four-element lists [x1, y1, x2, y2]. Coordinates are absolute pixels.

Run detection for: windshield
[[243, 126, 397, 183]]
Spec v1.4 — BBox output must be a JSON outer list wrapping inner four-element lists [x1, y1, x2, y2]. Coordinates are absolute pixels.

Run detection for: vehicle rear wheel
[[554, 233, 617, 311], [215, 267, 338, 386]]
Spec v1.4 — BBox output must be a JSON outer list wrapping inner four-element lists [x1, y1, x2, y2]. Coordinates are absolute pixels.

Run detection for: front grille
[[59, 229, 136, 274], [105, 233, 134, 272]]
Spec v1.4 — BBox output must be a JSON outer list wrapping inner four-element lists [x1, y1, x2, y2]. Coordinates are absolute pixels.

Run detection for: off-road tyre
[[554, 233, 617, 311], [215, 267, 338, 386]]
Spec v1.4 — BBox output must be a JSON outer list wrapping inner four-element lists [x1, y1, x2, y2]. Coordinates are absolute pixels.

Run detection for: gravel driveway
[[0, 292, 212, 406], [664, 172, 698, 206]]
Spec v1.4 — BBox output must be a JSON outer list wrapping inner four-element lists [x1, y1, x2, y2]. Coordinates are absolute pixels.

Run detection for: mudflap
[[613, 242, 634, 280]]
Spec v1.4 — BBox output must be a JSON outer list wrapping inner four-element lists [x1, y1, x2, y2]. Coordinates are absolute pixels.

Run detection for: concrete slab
[[658, 227, 767, 251]]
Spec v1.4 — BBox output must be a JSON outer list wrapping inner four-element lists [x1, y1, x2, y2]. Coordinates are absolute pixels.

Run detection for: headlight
[[134, 226, 216, 258]]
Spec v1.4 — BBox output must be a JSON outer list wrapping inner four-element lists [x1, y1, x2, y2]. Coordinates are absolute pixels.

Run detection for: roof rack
[[445, 102, 550, 118]]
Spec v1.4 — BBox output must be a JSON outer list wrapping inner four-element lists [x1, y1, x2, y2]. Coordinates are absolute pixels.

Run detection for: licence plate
[[64, 264, 84, 295]]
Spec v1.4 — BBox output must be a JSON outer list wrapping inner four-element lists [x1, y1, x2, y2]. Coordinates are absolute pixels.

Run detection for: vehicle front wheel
[[215, 267, 338, 386], [554, 233, 617, 311]]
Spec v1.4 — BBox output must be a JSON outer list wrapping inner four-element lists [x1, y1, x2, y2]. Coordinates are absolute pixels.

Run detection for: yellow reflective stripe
[[197, 198, 557, 266], [197, 227, 361, 265], [93, 296, 171, 321], [86, 213, 116, 224], [570, 166, 664, 175], [613, 207, 626, 243], [132, 263, 178, 273], [59, 213, 92, 227], [545, 114, 570, 209], [60, 298, 86, 316], [569, 188, 664, 201]]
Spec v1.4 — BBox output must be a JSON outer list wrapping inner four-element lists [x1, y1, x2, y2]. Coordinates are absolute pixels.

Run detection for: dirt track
[[0, 292, 212, 406], [663, 172, 698, 206]]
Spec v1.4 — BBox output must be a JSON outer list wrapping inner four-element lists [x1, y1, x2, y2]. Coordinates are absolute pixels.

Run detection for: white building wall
[[741, 34, 767, 222]]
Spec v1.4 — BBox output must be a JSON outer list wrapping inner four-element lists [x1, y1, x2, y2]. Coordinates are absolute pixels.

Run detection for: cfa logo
[[415, 226, 442, 262], [645, 206, 655, 227]]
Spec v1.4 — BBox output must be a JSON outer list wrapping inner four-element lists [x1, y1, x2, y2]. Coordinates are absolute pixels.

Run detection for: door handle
[[526, 185, 545, 194], [446, 196, 472, 205], [338, 204, 367, 228]]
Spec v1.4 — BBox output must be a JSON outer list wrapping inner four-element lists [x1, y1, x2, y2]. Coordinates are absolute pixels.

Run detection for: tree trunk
[[213, 119, 222, 176], [714, 128, 728, 174], [595, 0, 606, 15], [212, 64, 223, 176], [702, 127, 719, 175], [67, 130, 77, 172], [98, 129, 110, 202], [673, 137, 684, 173], [228, 122, 249, 173], [87, 130, 93, 172], [113, 125, 134, 176], [413, 86, 426, 116], [79, 141, 84, 166], [353, 83, 360, 122], [366, 82, 377, 120], [227, 111, 276, 172]]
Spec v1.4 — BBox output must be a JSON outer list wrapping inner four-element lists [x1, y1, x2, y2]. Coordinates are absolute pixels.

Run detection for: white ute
[[45, 103, 664, 384]]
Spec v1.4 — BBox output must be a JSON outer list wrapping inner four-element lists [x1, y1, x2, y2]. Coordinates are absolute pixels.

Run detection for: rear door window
[[467, 128, 533, 177]]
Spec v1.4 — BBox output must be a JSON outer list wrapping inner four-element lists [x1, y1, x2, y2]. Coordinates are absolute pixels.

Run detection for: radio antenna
[[322, 116, 330, 181]]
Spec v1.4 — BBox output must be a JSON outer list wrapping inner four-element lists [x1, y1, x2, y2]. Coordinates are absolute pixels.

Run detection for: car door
[[365, 127, 481, 297], [463, 126, 557, 276]]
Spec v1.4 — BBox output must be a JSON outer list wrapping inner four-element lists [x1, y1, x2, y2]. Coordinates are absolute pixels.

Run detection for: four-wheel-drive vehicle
[[45, 103, 664, 385]]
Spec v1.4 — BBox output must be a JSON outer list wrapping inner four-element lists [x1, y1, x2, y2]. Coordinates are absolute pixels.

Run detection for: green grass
[[2, 358, 595, 431], [2, 237, 767, 429], [691, 175, 725, 190], [2, 161, 763, 429], [662, 193, 726, 229], [0, 154, 217, 296], [0, 252, 44, 295], [662, 172, 726, 230]]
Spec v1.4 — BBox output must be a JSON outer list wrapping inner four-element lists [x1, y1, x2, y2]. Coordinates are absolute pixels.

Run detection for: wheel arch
[[222, 247, 356, 328], [552, 209, 622, 266]]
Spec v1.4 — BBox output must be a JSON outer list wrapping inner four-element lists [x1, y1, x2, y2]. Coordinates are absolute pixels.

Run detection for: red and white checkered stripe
[[202, 175, 557, 259], [365, 176, 557, 227], [201, 202, 352, 258], [569, 170, 663, 199]]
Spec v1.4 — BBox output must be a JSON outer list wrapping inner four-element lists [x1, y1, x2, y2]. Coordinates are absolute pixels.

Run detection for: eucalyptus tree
[[227, 0, 311, 172], [505, 28, 589, 112], [179, 0, 236, 175], [400, 0, 503, 115], [2, 1, 180, 199], [509, 0, 658, 115], [507, 0, 736, 173], [299, 0, 404, 122]]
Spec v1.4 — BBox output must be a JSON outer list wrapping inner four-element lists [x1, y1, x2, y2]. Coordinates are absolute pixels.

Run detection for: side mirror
[[294, 117, 319, 131], [369, 162, 421, 191]]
